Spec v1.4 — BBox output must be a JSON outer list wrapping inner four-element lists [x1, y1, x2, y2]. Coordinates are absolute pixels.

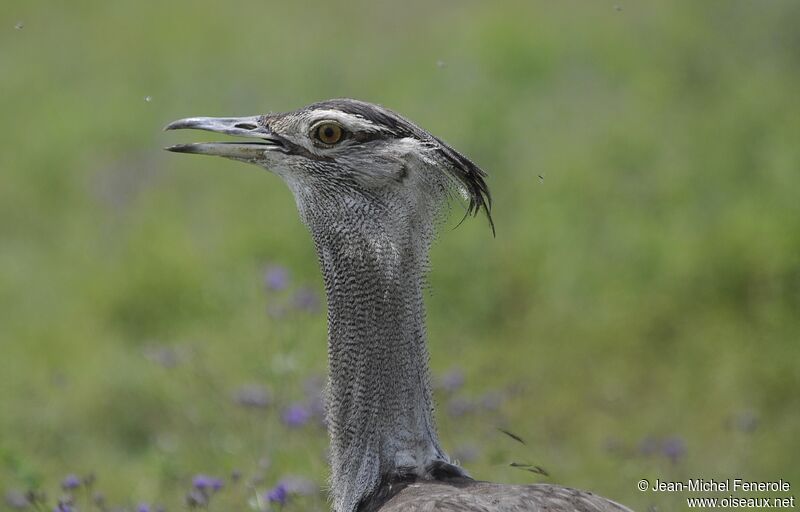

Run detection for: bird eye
[[315, 122, 344, 145]]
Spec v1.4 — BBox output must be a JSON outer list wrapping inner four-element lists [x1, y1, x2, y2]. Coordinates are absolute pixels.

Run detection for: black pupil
[[323, 127, 335, 139]]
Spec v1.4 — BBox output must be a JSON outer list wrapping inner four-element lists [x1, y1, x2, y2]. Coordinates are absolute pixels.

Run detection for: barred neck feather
[[292, 172, 460, 512]]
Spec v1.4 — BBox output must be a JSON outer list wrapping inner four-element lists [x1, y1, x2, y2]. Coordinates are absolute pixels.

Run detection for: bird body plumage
[[364, 480, 632, 512], [166, 99, 631, 512]]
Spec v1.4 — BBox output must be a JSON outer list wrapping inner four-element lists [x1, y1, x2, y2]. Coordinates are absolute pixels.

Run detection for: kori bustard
[[166, 99, 631, 512]]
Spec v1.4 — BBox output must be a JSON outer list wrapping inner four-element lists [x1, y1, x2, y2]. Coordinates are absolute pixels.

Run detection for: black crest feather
[[306, 99, 494, 235]]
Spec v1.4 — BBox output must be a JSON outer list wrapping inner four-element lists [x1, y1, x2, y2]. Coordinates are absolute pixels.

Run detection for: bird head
[[165, 99, 493, 242]]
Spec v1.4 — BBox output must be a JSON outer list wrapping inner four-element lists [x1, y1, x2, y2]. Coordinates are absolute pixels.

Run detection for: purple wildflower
[[264, 265, 290, 291], [292, 287, 321, 313], [232, 384, 272, 409], [53, 501, 74, 512], [282, 403, 312, 427], [662, 436, 686, 464], [61, 475, 81, 490], [265, 483, 288, 506], [192, 474, 224, 492], [439, 368, 465, 393], [5, 491, 29, 509], [446, 396, 475, 417], [137, 503, 151, 512]]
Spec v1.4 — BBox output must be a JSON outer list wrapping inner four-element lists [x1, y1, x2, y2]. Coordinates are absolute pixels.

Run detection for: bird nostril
[[235, 123, 258, 130]]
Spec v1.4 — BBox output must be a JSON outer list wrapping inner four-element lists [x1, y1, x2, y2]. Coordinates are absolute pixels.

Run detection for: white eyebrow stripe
[[307, 109, 385, 133]]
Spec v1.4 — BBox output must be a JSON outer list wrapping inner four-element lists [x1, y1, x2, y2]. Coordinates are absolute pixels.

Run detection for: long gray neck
[[310, 220, 449, 512]]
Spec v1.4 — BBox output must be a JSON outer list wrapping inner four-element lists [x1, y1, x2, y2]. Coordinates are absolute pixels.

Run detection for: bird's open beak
[[164, 116, 283, 160]]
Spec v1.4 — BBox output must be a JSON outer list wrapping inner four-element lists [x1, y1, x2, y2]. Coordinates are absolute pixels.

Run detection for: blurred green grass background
[[1, 1, 799, 510]]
